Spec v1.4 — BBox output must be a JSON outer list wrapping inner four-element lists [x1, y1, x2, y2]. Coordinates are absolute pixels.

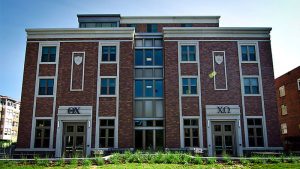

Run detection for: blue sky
[[0, 0, 299, 100]]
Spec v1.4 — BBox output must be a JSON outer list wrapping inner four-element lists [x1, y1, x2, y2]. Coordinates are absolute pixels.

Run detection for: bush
[[223, 153, 233, 165], [70, 158, 78, 166], [240, 157, 250, 165], [207, 157, 217, 164], [267, 156, 281, 164], [250, 156, 265, 164], [110, 153, 123, 164], [180, 154, 192, 164], [154, 152, 164, 164], [193, 155, 203, 165], [165, 153, 180, 164], [124, 151, 132, 163], [55, 158, 65, 166], [34, 155, 50, 167], [287, 156, 298, 163], [95, 157, 105, 166], [82, 159, 92, 166]]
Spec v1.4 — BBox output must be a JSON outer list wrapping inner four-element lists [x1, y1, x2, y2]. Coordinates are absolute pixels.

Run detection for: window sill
[[100, 61, 118, 64], [244, 94, 261, 97], [180, 61, 198, 64], [241, 61, 258, 64], [36, 95, 55, 98], [99, 95, 117, 97], [39, 62, 57, 65], [182, 94, 199, 97]]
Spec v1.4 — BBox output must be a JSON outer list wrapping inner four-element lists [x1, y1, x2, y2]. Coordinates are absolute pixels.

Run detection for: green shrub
[[250, 156, 265, 164], [193, 155, 203, 165], [207, 157, 217, 164], [223, 153, 233, 165], [55, 158, 65, 166], [70, 158, 78, 166], [34, 155, 50, 167], [95, 157, 105, 166], [267, 156, 281, 164], [165, 153, 180, 164], [110, 153, 123, 164], [240, 157, 250, 165], [287, 156, 298, 163], [180, 154, 192, 164], [154, 152, 164, 164], [124, 151, 132, 163], [82, 159, 92, 166]]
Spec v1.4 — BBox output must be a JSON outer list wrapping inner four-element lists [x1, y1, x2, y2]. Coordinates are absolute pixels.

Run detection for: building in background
[[17, 14, 282, 157], [0, 95, 20, 143], [275, 66, 300, 151]]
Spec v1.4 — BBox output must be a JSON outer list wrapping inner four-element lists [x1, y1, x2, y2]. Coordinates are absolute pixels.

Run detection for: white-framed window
[[183, 119, 199, 147], [279, 85, 285, 97], [100, 77, 117, 96], [241, 45, 256, 61], [34, 119, 51, 148], [281, 105, 287, 115], [99, 42, 119, 64], [39, 42, 59, 64], [243, 77, 260, 95], [281, 123, 287, 134], [37, 77, 55, 97], [297, 78, 300, 90], [182, 77, 198, 95], [99, 119, 115, 148], [179, 42, 199, 63], [247, 118, 264, 147]]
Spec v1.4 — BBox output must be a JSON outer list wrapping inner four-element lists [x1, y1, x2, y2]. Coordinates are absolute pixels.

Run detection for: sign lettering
[[217, 106, 231, 114], [67, 107, 80, 114]]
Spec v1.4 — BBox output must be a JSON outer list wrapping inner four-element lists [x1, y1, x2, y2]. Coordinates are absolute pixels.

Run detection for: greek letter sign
[[217, 106, 231, 114], [67, 107, 80, 114]]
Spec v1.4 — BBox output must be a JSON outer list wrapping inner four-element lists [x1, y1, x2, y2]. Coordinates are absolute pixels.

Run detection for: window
[[184, 119, 199, 147], [101, 78, 116, 95], [135, 68, 163, 78], [135, 80, 163, 97], [181, 45, 196, 61], [80, 22, 117, 28], [135, 49, 163, 66], [279, 86, 285, 97], [38, 79, 54, 95], [241, 45, 256, 61], [247, 118, 264, 147], [244, 78, 259, 94], [281, 105, 287, 115], [41, 46, 56, 62], [99, 119, 115, 148], [147, 24, 158, 33], [135, 39, 162, 47], [297, 78, 300, 90], [181, 23, 193, 27], [34, 120, 51, 148], [134, 100, 163, 118], [281, 123, 287, 134], [182, 78, 197, 95], [102, 46, 116, 62], [4, 128, 11, 135]]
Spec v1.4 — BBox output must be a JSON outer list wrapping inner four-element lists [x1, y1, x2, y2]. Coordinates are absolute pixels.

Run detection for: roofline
[[77, 14, 121, 17]]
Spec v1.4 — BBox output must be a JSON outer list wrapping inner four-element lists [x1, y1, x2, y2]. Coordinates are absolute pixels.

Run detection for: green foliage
[[193, 155, 203, 165], [287, 156, 298, 163], [207, 157, 217, 164], [165, 153, 180, 164], [82, 159, 92, 166], [222, 153, 234, 165], [55, 158, 65, 166], [109, 153, 122, 164], [34, 155, 50, 167], [154, 152, 165, 164], [70, 158, 78, 166], [267, 156, 281, 164], [179, 154, 192, 164], [240, 157, 250, 165], [250, 156, 265, 164], [95, 157, 105, 166]]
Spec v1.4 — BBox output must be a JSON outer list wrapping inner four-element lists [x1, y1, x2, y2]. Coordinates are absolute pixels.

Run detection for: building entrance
[[211, 122, 235, 156], [63, 122, 86, 157]]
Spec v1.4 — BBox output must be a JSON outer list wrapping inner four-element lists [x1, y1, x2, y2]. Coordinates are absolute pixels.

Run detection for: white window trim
[[99, 76, 117, 97], [70, 51, 85, 91], [38, 42, 59, 65], [242, 75, 261, 96], [36, 76, 56, 97], [181, 75, 199, 97], [99, 42, 119, 64], [212, 51, 228, 90], [279, 85, 285, 97], [246, 116, 265, 148], [297, 78, 300, 90], [239, 42, 259, 64], [178, 42, 199, 63], [32, 117, 53, 149]]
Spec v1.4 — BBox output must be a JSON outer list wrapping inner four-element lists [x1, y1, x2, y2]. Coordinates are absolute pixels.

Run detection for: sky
[[0, 0, 299, 100]]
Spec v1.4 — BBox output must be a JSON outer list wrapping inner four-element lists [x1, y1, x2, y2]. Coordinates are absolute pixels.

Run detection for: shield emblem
[[215, 55, 223, 64], [74, 56, 83, 65]]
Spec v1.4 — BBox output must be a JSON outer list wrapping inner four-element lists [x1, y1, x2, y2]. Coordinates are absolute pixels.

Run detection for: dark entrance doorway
[[63, 122, 86, 157]]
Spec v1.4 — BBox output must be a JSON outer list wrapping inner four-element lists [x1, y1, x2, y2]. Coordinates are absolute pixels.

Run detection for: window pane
[[154, 69, 163, 77], [100, 120, 107, 127], [102, 46, 109, 61], [248, 46, 256, 61], [135, 69, 143, 77], [185, 138, 191, 147], [255, 119, 262, 125], [257, 137, 264, 147], [144, 69, 153, 77], [110, 46, 116, 61], [156, 130, 164, 148], [184, 119, 190, 126], [189, 46, 196, 61], [101, 79, 107, 95], [249, 137, 255, 147], [190, 78, 197, 94], [155, 100, 163, 117], [192, 128, 199, 137], [183, 86, 189, 94], [135, 80, 143, 97], [135, 101, 143, 117], [39, 80, 46, 95], [256, 128, 263, 136], [135, 50, 143, 65], [109, 79, 115, 95], [107, 120, 114, 126], [184, 128, 190, 137], [154, 39, 162, 47], [145, 49, 153, 65], [136, 40, 143, 47], [145, 100, 153, 117], [108, 129, 114, 137], [44, 129, 50, 137], [181, 46, 188, 61], [145, 39, 153, 47], [182, 78, 189, 86], [247, 119, 254, 125], [154, 49, 163, 65], [108, 138, 114, 147], [145, 80, 153, 97], [191, 119, 198, 126], [47, 79, 54, 95], [248, 128, 254, 136], [193, 138, 199, 147], [241, 46, 248, 61], [155, 80, 163, 97]]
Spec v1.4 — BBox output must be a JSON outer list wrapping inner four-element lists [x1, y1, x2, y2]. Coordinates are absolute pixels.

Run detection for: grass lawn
[[1, 163, 300, 169]]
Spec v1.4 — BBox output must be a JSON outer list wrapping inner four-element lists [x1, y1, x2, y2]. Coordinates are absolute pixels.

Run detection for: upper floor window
[[80, 22, 117, 28], [281, 105, 287, 115], [38, 79, 54, 95], [182, 78, 197, 95], [244, 78, 259, 94], [102, 46, 116, 62], [135, 39, 162, 47], [135, 49, 163, 66], [41, 46, 56, 62], [35, 119, 51, 148], [147, 24, 158, 33], [135, 80, 163, 97], [281, 123, 287, 134], [181, 45, 196, 62], [279, 85, 285, 97], [241, 45, 256, 61], [101, 78, 116, 95], [298, 78, 300, 90], [184, 119, 199, 147], [181, 23, 193, 27]]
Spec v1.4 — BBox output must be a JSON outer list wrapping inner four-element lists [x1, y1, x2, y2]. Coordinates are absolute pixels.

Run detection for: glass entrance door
[[212, 122, 235, 156], [63, 122, 86, 157], [135, 129, 164, 150]]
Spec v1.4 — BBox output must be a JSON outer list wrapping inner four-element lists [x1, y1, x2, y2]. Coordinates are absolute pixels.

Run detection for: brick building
[[16, 14, 282, 157], [275, 66, 300, 151]]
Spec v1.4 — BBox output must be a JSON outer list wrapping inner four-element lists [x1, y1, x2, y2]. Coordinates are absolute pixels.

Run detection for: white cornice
[[163, 27, 272, 38], [26, 28, 135, 39], [120, 16, 220, 24]]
